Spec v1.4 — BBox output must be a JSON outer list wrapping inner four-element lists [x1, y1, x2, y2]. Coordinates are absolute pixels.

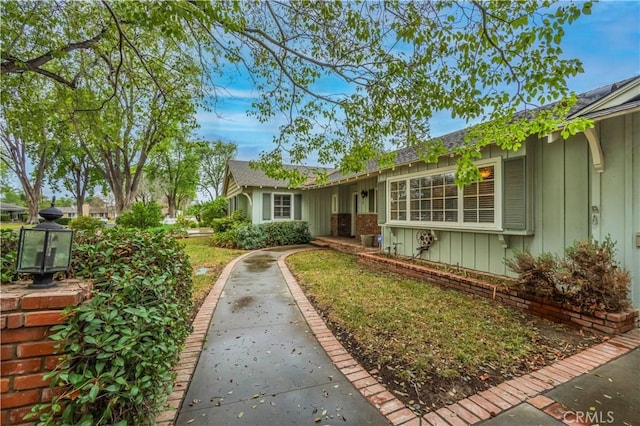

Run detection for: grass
[[0, 222, 24, 230], [179, 236, 245, 308], [287, 250, 540, 379]]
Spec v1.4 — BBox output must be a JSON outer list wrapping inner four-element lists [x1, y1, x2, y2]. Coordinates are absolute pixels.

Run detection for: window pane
[[445, 211, 457, 222], [462, 166, 495, 224]]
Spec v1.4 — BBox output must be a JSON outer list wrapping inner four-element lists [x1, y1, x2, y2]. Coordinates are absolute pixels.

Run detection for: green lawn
[[180, 237, 245, 309], [286, 250, 539, 379], [0, 222, 24, 231]]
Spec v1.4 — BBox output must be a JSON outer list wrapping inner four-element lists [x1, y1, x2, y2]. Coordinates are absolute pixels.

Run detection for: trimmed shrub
[[0, 213, 10, 222], [0, 229, 18, 283], [261, 221, 311, 246], [32, 228, 193, 425], [211, 221, 311, 250], [69, 216, 105, 233], [116, 201, 163, 229], [235, 224, 267, 250]]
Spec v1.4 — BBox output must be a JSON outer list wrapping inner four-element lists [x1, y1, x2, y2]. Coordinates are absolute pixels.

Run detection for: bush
[[0, 213, 10, 222], [235, 224, 267, 250], [0, 229, 18, 283], [32, 228, 193, 425], [188, 199, 228, 227], [558, 237, 630, 313], [55, 217, 72, 226], [116, 201, 163, 229], [261, 221, 312, 246], [211, 221, 311, 250], [69, 216, 105, 233], [506, 237, 630, 313], [211, 210, 248, 233], [505, 251, 559, 299]]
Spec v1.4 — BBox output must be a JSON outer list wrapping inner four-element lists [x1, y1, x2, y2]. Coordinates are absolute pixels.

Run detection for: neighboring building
[[0, 202, 26, 221], [223, 76, 640, 308]]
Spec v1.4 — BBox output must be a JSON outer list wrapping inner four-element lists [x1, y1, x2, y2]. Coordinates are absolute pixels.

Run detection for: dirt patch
[[306, 293, 605, 415]]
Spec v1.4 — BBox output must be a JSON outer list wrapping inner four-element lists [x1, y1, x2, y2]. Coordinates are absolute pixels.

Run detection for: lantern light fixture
[[15, 198, 74, 289]]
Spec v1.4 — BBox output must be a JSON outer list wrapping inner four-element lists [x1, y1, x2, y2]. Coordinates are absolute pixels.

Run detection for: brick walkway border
[[158, 247, 640, 425]]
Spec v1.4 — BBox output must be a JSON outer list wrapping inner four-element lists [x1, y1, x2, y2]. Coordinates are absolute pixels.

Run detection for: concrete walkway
[[170, 248, 390, 425], [158, 247, 640, 426]]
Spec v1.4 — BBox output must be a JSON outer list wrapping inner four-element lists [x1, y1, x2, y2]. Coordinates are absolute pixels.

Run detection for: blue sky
[[195, 1, 640, 164]]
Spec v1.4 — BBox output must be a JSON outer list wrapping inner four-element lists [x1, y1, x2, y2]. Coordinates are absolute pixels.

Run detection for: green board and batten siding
[[377, 112, 639, 307]]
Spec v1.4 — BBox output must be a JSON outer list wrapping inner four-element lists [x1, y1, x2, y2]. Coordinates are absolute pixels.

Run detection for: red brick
[[447, 402, 481, 424], [0, 295, 20, 311], [353, 377, 377, 389], [341, 365, 364, 376], [1, 326, 48, 343], [396, 416, 421, 426], [6, 313, 23, 329], [486, 387, 521, 406], [24, 311, 66, 327], [0, 409, 7, 425], [530, 371, 560, 386], [1, 378, 9, 393], [544, 402, 572, 420], [496, 383, 527, 401], [606, 312, 627, 322], [552, 360, 587, 377], [361, 384, 386, 397], [13, 372, 51, 390], [387, 408, 415, 425], [21, 293, 82, 310], [41, 386, 64, 402], [541, 366, 572, 381], [44, 355, 62, 370], [435, 407, 467, 426], [0, 389, 40, 408], [469, 394, 501, 416], [1, 358, 42, 376], [16, 341, 59, 358], [569, 353, 602, 368], [506, 378, 539, 396], [8, 405, 35, 424], [422, 411, 449, 426], [369, 390, 395, 406], [527, 395, 555, 409], [379, 399, 405, 415], [458, 398, 491, 420], [1, 345, 13, 360], [346, 370, 370, 382]]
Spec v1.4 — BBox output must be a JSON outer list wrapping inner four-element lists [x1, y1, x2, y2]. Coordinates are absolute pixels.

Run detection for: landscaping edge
[[358, 252, 638, 335]]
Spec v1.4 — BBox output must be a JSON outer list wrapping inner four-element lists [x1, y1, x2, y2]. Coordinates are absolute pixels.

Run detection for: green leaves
[[30, 229, 193, 425]]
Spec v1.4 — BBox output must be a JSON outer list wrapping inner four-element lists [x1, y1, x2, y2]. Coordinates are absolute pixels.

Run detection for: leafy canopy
[[1, 1, 594, 186]]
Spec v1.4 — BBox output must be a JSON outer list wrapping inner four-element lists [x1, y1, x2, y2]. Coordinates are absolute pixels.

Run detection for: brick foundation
[[358, 253, 638, 335], [0, 281, 92, 424], [331, 214, 351, 237]]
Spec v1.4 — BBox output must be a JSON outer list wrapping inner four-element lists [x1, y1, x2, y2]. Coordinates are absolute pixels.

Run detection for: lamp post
[[15, 198, 74, 289]]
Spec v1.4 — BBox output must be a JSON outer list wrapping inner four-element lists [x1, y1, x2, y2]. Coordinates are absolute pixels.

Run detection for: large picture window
[[388, 163, 499, 229]]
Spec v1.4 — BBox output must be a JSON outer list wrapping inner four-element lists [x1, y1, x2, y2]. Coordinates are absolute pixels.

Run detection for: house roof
[[320, 75, 640, 186], [226, 160, 334, 189], [0, 202, 26, 212], [223, 76, 639, 192]]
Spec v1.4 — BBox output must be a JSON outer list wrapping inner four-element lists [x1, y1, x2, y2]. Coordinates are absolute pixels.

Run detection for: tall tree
[[0, 74, 61, 223], [197, 140, 237, 201], [49, 132, 103, 217], [146, 138, 201, 218], [2, 1, 594, 188]]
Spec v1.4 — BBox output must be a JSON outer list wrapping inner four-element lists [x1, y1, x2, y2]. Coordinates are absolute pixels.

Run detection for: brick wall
[[355, 214, 380, 243], [330, 214, 351, 237], [0, 281, 92, 425], [358, 253, 638, 335]]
